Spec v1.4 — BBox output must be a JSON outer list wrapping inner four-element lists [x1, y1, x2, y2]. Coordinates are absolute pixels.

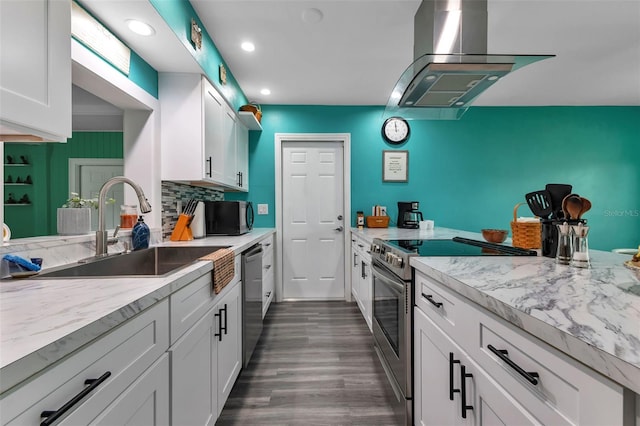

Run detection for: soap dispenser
[[131, 216, 150, 251]]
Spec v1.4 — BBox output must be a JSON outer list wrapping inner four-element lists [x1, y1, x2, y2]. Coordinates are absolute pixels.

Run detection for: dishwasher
[[242, 243, 263, 367]]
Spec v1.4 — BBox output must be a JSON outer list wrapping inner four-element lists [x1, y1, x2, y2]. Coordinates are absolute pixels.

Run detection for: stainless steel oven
[[372, 257, 413, 426]]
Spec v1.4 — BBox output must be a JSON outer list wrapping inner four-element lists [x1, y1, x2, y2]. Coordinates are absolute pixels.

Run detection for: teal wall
[[149, 0, 248, 110], [75, 1, 158, 97], [228, 105, 640, 251]]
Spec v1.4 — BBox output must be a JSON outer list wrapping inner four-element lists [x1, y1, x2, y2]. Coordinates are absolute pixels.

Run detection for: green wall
[[4, 132, 123, 238], [228, 105, 640, 251]]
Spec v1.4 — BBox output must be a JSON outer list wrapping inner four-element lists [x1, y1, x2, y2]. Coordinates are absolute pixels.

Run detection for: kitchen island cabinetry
[[414, 270, 626, 425], [0, 0, 71, 142], [414, 307, 536, 426], [0, 299, 170, 425], [351, 232, 372, 331], [159, 73, 248, 191]]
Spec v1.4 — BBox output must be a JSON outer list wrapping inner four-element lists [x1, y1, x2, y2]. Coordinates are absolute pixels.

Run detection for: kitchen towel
[[199, 248, 235, 294]]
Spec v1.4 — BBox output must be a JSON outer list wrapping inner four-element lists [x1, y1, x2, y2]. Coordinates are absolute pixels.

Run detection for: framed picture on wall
[[382, 150, 408, 182]]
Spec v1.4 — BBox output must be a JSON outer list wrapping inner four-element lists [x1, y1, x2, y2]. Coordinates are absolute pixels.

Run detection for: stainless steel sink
[[36, 246, 230, 278]]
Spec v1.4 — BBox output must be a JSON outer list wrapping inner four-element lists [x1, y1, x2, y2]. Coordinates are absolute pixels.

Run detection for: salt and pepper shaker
[[570, 223, 590, 268], [555, 221, 572, 265]]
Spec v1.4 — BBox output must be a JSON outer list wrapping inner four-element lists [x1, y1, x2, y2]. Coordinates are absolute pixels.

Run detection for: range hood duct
[[385, 0, 554, 120]]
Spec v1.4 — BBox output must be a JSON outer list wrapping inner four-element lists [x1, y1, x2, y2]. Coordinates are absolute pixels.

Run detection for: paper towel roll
[[191, 201, 206, 238]]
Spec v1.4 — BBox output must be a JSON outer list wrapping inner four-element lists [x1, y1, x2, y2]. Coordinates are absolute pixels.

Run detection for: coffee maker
[[397, 201, 423, 229]]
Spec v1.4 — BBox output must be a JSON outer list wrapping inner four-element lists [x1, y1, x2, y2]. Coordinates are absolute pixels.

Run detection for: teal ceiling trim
[[149, 0, 249, 111]]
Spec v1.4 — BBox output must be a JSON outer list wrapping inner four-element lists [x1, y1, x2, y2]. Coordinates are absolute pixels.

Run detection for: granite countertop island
[[0, 228, 275, 394], [353, 226, 640, 394]]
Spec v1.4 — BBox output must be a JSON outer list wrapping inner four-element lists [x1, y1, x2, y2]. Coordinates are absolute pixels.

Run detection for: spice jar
[[357, 211, 364, 229], [120, 205, 138, 228]]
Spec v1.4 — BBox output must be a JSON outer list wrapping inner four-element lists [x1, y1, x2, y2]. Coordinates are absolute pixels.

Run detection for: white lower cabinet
[[414, 306, 536, 426], [0, 300, 169, 425], [262, 234, 275, 318], [170, 308, 218, 426], [170, 270, 243, 425], [88, 354, 170, 426], [215, 281, 243, 413], [351, 233, 372, 331], [414, 270, 627, 426]]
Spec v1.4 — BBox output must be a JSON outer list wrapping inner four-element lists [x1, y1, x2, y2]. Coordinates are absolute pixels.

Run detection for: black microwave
[[205, 201, 254, 235]]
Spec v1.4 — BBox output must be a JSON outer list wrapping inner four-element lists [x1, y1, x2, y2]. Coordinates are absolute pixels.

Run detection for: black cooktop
[[385, 237, 537, 257]]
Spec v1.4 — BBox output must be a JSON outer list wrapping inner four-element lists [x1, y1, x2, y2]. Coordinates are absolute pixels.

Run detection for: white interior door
[[282, 141, 345, 300]]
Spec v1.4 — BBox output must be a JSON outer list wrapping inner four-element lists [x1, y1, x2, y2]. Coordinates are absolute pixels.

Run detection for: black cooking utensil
[[525, 190, 553, 219], [545, 184, 572, 219]]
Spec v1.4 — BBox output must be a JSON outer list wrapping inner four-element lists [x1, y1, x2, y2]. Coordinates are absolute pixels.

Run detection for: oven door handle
[[372, 263, 406, 295]]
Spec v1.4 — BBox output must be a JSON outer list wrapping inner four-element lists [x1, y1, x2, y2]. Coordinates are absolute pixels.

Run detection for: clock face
[[382, 117, 410, 144]]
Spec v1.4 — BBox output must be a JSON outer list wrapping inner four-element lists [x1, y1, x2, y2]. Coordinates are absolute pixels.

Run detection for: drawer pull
[[40, 371, 111, 426], [264, 264, 272, 270], [487, 344, 540, 385], [266, 291, 271, 297], [449, 352, 460, 401], [422, 293, 443, 308], [460, 365, 474, 419]]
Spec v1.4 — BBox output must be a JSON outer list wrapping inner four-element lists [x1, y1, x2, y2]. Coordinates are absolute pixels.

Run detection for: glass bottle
[[120, 205, 138, 229], [570, 224, 590, 268], [555, 222, 572, 265]]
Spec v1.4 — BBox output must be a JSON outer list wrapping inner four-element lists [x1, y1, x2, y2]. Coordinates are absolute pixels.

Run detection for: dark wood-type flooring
[[216, 301, 401, 426]]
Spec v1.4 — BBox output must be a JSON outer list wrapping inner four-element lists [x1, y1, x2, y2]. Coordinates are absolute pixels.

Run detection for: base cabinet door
[[414, 307, 536, 426], [414, 307, 460, 426], [351, 244, 360, 301], [87, 354, 170, 426], [216, 282, 243, 414], [170, 309, 218, 426]]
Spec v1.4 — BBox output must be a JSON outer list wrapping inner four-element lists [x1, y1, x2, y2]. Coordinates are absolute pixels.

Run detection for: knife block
[[170, 214, 194, 241]]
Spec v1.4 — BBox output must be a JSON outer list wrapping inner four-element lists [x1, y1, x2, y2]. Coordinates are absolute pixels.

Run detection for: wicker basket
[[366, 216, 389, 228], [239, 103, 262, 123], [510, 203, 541, 249]]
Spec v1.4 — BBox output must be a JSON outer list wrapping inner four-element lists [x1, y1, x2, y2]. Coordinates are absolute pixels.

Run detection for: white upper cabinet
[[0, 0, 71, 142], [159, 73, 249, 191]]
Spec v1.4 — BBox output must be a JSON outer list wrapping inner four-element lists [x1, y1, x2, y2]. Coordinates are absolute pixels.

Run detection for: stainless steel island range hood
[[385, 0, 554, 120]]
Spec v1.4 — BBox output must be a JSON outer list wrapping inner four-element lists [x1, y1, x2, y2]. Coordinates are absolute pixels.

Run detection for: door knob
[[334, 226, 344, 232], [337, 215, 343, 220]]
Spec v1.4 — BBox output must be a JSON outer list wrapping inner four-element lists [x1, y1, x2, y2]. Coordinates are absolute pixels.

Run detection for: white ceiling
[[81, 0, 640, 107]]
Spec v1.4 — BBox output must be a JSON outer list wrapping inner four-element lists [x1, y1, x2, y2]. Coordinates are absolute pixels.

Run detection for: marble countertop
[[356, 227, 640, 393], [0, 228, 275, 394]]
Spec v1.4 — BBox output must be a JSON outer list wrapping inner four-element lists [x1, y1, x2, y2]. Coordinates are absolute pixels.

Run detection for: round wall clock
[[382, 117, 410, 144]]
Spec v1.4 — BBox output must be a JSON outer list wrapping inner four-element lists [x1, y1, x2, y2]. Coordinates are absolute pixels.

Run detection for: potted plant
[[57, 193, 114, 235]]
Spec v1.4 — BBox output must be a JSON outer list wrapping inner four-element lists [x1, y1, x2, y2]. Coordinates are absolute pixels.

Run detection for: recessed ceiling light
[[126, 19, 155, 36], [260, 88, 271, 95], [241, 41, 255, 52]]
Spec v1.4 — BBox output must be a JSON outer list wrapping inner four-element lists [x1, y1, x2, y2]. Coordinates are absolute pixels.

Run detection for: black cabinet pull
[[460, 365, 474, 419], [40, 371, 111, 426], [449, 352, 460, 401], [214, 310, 223, 341], [266, 291, 271, 297], [487, 344, 540, 385], [421, 293, 443, 308], [222, 303, 228, 335], [206, 157, 212, 177], [240, 172, 243, 187]]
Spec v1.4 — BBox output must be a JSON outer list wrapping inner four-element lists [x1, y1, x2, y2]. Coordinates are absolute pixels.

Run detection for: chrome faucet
[[96, 176, 152, 256]]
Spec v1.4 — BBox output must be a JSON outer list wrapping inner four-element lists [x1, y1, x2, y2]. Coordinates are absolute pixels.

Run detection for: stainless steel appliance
[[397, 201, 423, 229], [205, 200, 254, 236], [242, 243, 263, 367], [370, 237, 536, 426], [385, 0, 554, 120]]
